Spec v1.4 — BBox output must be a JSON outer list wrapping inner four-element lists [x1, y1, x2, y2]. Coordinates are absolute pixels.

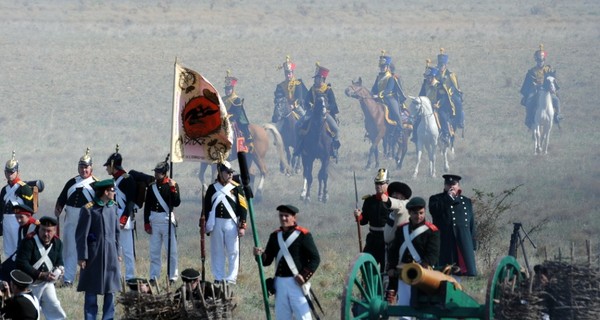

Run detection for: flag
[[171, 62, 232, 163]]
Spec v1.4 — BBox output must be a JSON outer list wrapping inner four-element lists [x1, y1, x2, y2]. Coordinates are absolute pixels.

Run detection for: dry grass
[[1, 0, 599, 318]]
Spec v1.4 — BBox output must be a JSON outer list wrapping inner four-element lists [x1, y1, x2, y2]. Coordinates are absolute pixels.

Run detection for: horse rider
[[223, 70, 254, 152], [295, 62, 341, 160], [371, 51, 408, 136], [520, 44, 562, 129], [435, 48, 464, 141], [272, 56, 308, 124], [413, 60, 441, 144]]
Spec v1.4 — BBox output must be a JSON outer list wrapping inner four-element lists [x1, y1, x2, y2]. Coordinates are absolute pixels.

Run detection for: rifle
[[354, 171, 363, 252], [200, 184, 206, 282]]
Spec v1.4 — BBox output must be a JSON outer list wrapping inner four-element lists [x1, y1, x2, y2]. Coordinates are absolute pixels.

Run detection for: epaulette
[[295, 226, 310, 234], [231, 180, 240, 187], [425, 221, 439, 232], [238, 194, 248, 210], [362, 194, 372, 200], [92, 175, 99, 181], [17, 181, 26, 186], [85, 201, 94, 208]]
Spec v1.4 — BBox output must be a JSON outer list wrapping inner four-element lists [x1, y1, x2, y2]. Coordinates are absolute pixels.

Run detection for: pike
[[200, 184, 206, 282], [354, 171, 363, 252]]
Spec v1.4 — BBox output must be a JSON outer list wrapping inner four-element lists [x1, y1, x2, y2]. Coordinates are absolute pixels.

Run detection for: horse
[[198, 123, 289, 202], [533, 76, 555, 155], [345, 78, 410, 170], [272, 96, 302, 174], [299, 96, 333, 203], [407, 96, 450, 178]]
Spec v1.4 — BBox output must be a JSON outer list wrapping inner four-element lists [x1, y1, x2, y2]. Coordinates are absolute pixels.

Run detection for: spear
[[238, 152, 271, 320], [354, 171, 363, 252], [200, 184, 206, 282]]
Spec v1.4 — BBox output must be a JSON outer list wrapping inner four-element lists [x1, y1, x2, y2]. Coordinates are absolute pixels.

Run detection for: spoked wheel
[[484, 255, 523, 320], [341, 253, 387, 320]]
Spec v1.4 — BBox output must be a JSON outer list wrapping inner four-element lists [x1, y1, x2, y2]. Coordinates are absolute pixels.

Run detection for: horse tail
[[262, 123, 291, 173]]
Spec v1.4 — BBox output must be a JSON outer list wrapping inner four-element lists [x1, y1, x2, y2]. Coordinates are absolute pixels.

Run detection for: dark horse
[[272, 96, 302, 174], [345, 77, 410, 170], [198, 123, 289, 202], [299, 96, 332, 203]]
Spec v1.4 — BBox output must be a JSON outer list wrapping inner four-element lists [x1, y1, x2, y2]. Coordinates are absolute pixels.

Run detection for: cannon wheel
[[341, 253, 386, 319], [484, 255, 522, 320]]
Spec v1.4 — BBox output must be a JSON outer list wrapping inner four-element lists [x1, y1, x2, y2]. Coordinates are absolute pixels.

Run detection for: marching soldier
[[296, 63, 341, 159], [144, 158, 180, 283], [520, 44, 562, 128], [353, 168, 391, 272], [223, 71, 254, 153], [1, 151, 34, 274], [203, 160, 248, 284], [253, 204, 320, 320], [272, 55, 308, 124], [54, 148, 98, 287], [104, 145, 137, 281], [372, 51, 408, 133], [435, 48, 464, 139], [16, 216, 67, 319]]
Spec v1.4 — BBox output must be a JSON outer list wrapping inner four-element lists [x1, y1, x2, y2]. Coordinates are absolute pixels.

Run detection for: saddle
[[231, 121, 252, 153]]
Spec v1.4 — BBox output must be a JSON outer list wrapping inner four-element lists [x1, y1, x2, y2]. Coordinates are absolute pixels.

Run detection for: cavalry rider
[[272, 55, 308, 124], [520, 44, 562, 129], [296, 62, 341, 160], [413, 60, 441, 144], [371, 51, 408, 134], [435, 48, 464, 140], [223, 70, 254, 153]]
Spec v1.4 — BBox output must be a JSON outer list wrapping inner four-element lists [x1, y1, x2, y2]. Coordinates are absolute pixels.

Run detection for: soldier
[[103, 145, 137, 281], [175, 268, 202, 301], [16, 216, 67, 319], [1, 151, 34, 273], [144, 158, 180, 283], [253, 204, 320, 320], [435, 48, 464, 139], [75, 179, 121, 320], [371, 51, 408, 134], [54, 147, 97, 287], [520, 44, 562, 128], [386, 197, 440, 309], [429, 174, 477, 276], [296, 63, 341, 159], [413, 61, 441, 144], [0, 269, 41, 320], [382, 181, 412, 244], [272, 55, 308, 125], [353, 168, 391, 272], [223, 71, 254, 153], [203, 160, 248, 284], [1, 204, 39, 281]]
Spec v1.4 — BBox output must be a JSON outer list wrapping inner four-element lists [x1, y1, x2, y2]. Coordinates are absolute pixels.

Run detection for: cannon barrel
[[400, 262, 462, 294]]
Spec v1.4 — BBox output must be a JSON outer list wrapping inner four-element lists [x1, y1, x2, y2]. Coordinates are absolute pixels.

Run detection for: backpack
[[127, 170, 155, 209], [25, 180, 44, 213]]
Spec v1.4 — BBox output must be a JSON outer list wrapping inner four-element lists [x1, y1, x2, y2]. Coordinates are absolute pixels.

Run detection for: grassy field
[[1, 0, 599, 318]]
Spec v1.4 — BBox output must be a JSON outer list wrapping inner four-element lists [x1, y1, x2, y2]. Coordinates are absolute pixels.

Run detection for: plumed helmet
[[5, 151, 18, 173], [79, 147, 93, 166], [534, 44, 547, 62], [374, 168, 389, 183], [224, 70, 238, 88], [379, 50, 392, 66], [282, 55, 296, 73], [103, 144, 123, 168], [313, 62, 329, 79], [437, 48, 449, 67]]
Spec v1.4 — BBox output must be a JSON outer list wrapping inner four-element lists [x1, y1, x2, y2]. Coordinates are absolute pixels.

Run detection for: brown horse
[[345, 77, 411, 170], [198, 123, 289, 202]]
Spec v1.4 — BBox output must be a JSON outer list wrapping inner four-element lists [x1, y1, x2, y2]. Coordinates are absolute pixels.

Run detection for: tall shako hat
[[224, 69, 238, 88], [313, 61, 329, 79], [423, 59, 439, 77], [534, 43, 547, 61], [374, 168, 389, 183], [280, 55, 296, 73], [153, 154, 170, 174], [379, 50, 392, 67], [5, 150, 18, 173], [103, 144, 123, 168], [437, 47, 449, 67], [79, 147, 93, 166]]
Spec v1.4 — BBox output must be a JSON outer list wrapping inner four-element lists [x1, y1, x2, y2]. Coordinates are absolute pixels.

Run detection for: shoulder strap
[[20, 292, 41, 320], [399, 224, 430, 264], [276, 230, 301, 275]]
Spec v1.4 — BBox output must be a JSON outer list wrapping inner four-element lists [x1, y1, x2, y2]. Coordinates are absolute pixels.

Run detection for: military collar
[[94, 197, 116, 207]]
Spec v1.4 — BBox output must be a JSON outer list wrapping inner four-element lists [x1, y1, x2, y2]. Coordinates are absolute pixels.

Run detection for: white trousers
[[31, 281, 67, 320], [274, 277, 312, 320], [62, 205, 80, 283], [2, 213, 18, 260], [149, 211, 178, 281], [396, 280, 413, 320], [209, 218, 239, 283], [119, 228, 136, 280]]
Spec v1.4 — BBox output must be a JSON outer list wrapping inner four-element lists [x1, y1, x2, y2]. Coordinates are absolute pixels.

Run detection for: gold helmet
[[79, 147, 93, 166], [374, 168, 388, 183], [5, 151, 18, 173]]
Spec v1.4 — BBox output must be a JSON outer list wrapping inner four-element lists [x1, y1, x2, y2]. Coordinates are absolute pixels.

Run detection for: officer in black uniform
[[272, 55, 308, 124]]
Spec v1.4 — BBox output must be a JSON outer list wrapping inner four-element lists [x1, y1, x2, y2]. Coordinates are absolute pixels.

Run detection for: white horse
[[408, 96, 450, 178], [533, 76, 555, 155]]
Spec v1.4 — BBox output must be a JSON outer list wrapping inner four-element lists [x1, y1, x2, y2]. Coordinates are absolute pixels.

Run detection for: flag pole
[[167, 58, 179, 284], [238, 152, 271, 320]]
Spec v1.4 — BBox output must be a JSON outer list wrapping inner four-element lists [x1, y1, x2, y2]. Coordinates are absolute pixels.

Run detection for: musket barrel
[[400, 262, 462, 294]]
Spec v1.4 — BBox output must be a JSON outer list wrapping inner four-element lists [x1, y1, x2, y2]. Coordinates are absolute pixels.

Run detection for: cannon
[[341, 253, 523, 319]]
